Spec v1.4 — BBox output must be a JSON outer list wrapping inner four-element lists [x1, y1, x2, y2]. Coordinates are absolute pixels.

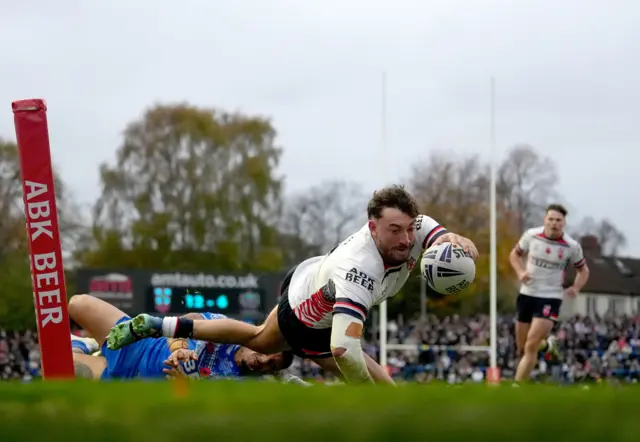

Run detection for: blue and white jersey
[[179, 313, 242, 380]]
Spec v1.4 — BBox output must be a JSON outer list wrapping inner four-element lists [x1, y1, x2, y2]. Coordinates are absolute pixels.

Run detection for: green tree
[[0, 140, 32, 329], [77, 104, 284, 273]]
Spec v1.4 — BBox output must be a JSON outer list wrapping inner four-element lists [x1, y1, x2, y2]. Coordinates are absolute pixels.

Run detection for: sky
[[1, 0, 639, 256]]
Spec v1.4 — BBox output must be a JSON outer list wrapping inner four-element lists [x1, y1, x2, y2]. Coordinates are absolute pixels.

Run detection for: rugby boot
[[106, 314, 163, 350]]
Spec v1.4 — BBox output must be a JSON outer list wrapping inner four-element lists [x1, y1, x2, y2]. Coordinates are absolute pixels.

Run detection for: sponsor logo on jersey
[[530, 256, 565, 270], [344, 268, 374, 292]]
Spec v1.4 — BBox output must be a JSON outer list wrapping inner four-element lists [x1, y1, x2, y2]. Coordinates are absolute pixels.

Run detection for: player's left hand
[[564, 286, 579, 298], [433, 233, 479, 261], [164, 348, 198, 368]]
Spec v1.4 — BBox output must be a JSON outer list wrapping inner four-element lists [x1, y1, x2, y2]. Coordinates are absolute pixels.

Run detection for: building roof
[[564, 235, 640, 296]]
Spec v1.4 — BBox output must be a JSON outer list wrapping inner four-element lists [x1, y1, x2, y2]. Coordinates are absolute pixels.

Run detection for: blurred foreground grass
[[0, 380, 637, 442]]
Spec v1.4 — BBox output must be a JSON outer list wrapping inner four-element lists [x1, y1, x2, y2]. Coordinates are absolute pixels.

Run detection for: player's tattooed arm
[[180, 313, 204, 320]]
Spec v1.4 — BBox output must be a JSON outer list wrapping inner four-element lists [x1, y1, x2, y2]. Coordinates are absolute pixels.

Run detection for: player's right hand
[[164, 349, 198, 368], [518, 271, 531, 283], [163, 365, 188, 380]]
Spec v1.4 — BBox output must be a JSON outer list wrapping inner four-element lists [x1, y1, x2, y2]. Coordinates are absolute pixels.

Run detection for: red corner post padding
[[12, 99, 74, 379]]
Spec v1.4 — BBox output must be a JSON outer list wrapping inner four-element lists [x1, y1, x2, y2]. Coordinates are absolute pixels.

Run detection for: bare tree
[[575, 216, 627, 256], [410, 151, 490, 232], [498, 144, 560, 232], [281, 180, 366, 262], [407, 150, 524, 315]]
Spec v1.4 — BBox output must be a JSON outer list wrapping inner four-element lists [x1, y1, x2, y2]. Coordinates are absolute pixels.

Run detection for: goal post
[[12, 98, 75, 379]]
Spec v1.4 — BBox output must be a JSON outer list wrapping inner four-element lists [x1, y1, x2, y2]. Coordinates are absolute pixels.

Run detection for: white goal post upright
[[379, 71, 388, 370], [488, 77, 499, 382], [382, 78, 501, 382]]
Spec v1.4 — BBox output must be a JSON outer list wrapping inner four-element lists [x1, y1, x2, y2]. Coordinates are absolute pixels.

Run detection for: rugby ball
[[420, 242, 475, 295]]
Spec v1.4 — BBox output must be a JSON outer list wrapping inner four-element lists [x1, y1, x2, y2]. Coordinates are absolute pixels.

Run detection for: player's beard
[[381, 243, 413, 267]]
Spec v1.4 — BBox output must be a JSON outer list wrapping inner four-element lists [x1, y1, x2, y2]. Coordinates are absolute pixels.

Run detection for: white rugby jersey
[[287, 215, 447, 329], [515, 226, 586, 299]]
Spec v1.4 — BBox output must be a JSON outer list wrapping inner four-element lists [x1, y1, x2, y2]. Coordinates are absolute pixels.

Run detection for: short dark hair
[[281, 350, 294, 370], [546, 203, 567, 217], [367, 185, 420, 220]]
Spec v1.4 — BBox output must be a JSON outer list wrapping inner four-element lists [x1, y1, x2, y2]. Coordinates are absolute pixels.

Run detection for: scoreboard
[[147, 286, 265, 319]]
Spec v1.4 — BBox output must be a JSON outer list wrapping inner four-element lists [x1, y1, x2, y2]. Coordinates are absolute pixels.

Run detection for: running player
[[68, 294, 293, 380], [107, 185, 479, 384], [510, 204, 590, 382]]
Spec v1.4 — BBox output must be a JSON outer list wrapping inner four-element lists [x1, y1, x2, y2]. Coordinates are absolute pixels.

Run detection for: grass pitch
[[0, 380, 637, 442]]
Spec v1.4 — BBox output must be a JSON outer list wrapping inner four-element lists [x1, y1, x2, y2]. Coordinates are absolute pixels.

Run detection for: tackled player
[[107, 185, 479, 384], [68, 294, 294, 381]]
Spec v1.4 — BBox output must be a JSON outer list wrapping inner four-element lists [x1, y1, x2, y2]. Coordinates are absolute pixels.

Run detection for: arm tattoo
[[181, 313, 203, 320], [74, 360, 94, 379]]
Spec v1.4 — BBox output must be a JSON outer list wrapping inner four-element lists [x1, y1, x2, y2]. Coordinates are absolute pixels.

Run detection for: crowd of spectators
[[0, 329, 41, 382], [288, 314, 640, 384], [2, 314, 638, 384]]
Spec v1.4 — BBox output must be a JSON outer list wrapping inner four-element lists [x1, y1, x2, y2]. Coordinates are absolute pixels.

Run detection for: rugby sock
[[71, 340, 89, 354], [70, 335, 99, 354], [161, 316, 194, 338]]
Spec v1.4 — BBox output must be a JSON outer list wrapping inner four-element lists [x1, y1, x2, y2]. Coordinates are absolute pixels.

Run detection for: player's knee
[[68, 294, 91, 318], [524, 338, 539, 355]]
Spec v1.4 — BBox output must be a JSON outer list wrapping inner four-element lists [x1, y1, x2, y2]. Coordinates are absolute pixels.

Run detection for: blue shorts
[[100, 316, 173, 380]]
